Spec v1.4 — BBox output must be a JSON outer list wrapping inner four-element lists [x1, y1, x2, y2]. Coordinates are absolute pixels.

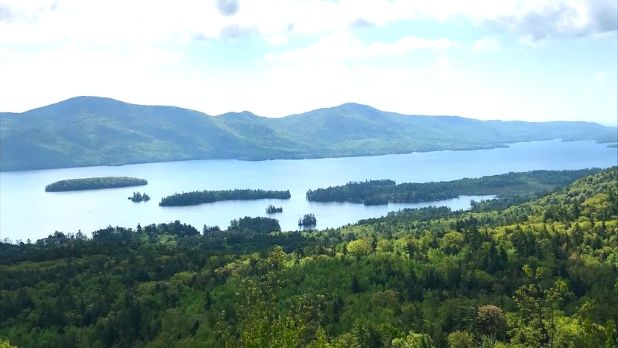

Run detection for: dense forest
[[45, 177, 148, 192], [2, 97, 616, 171], [306, 169, 601, 205], [1, 168, 616, 347], [159, 189, 291, 206]]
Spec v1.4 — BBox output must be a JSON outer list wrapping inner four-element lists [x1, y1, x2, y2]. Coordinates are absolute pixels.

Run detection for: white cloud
[[473, 37, 501, 52], [0, 0, 615, 51], [0, 0, 616, 125], [268, 31, 456, 63], [517, 35, 547, 48]]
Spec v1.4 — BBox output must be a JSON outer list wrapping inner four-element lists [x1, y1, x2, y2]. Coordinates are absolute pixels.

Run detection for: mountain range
[[1, 96, 616, 171]]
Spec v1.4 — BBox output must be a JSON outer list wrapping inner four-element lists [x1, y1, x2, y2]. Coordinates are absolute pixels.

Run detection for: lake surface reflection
[[0, 140, 615, 241]]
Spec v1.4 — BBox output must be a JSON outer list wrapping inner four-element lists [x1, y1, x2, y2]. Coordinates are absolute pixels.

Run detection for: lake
[[0, 140, 616, 241]]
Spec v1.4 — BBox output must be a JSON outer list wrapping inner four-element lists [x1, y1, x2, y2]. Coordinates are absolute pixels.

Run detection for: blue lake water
[[0, 140, 616, 241]]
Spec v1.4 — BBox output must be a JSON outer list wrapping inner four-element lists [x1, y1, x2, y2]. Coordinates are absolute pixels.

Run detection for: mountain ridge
[[1, 96, 615, 171]]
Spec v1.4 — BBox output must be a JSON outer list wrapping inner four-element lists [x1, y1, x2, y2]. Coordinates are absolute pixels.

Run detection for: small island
[[159, 189, 291, 206], [266, 205, 283, 214], [298, 213, 317, 227], [45, 176, 148, 192], [128, 192, 150, 203]]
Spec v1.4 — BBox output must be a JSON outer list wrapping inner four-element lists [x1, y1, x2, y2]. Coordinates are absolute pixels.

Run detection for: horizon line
[[2, 95, 617, 127]]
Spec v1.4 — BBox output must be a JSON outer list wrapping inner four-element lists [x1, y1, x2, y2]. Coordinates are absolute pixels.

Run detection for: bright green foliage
[[0, 167, 617, 347], [0, 338, 16, 348], [392, 332, 435, 348], [347, 239, 372, 257], [447, 331, 474, 348]]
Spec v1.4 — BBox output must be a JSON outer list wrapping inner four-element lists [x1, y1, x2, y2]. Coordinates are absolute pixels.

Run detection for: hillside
[[0, 168, 616, 347], [1, 97, 615, 171]]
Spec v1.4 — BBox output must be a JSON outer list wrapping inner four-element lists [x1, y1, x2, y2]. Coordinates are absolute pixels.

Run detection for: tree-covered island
[[45, 176, 148, 192], [128, 192, 150, 203], [266, 205, 283, 214], [298, 213, 317, 227], [159, 189, 291, 206], [306, 169, 600, 205]]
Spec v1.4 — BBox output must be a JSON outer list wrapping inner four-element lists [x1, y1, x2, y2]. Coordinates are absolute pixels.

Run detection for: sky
[[0, 0, 616, 125]]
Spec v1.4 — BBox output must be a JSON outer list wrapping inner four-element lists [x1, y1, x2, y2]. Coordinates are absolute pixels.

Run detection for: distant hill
[[1, 96, 615, 171]]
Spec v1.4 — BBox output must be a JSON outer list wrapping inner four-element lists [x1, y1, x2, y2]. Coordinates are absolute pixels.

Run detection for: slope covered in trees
[[1, 96, 616, 171], [306, 169, 601, 205], [0, 168, 616, 347]]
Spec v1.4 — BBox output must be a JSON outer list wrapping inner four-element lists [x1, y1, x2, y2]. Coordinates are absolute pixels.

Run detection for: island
[[306, 169, 600, 205], [45, 176, 148, 192], [159, 189, 291, 206], [266, 205, 283, 214], [128, 192, 150, 203], [298, 213, 317, 227]]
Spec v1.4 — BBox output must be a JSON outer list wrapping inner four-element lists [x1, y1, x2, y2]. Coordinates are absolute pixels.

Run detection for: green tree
[[447, 331, 475, 348], [476, 305, 506, 340], [0, 338, 17, 348], [510, 265, 574, 347], [392, 331, 434, 348], [348, 239, 372, 258]]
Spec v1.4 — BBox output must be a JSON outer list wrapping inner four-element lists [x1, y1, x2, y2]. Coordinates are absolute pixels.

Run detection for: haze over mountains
[[0, 96, 615, 171]]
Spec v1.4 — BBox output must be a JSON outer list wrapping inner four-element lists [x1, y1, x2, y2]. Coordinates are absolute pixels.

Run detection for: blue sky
[[0, 0, 616, 125]]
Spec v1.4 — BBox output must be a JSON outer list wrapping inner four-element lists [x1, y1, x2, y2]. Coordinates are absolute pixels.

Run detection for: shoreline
[[1, 138, 603, 174]]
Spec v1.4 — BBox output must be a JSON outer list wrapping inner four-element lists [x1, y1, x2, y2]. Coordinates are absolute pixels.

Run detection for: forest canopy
[[1, 167, 616, 347], [306, 169, 601, 205], [45, 176, 147, 192], [159, 189, 291, 206]]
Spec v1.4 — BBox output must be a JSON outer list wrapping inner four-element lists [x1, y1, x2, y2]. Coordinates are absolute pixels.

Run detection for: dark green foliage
[[306, 169, 600, 205], [2, 97, 616, 171], [128, 192, 150, 202], [298, 213, 317, 227], [266, 205, 283, 214], [469, 193, 541, 212], [228, 216, 281, 234], [45, 176, 147, 192], [159, 189, 291, 206], [202, 225, 221, 235], [1, 168, 616, 347]]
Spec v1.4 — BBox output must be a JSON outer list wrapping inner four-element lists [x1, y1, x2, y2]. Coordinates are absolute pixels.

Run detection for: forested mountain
[[1, 97, 615, 171], [1, 168, 616, 347]]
